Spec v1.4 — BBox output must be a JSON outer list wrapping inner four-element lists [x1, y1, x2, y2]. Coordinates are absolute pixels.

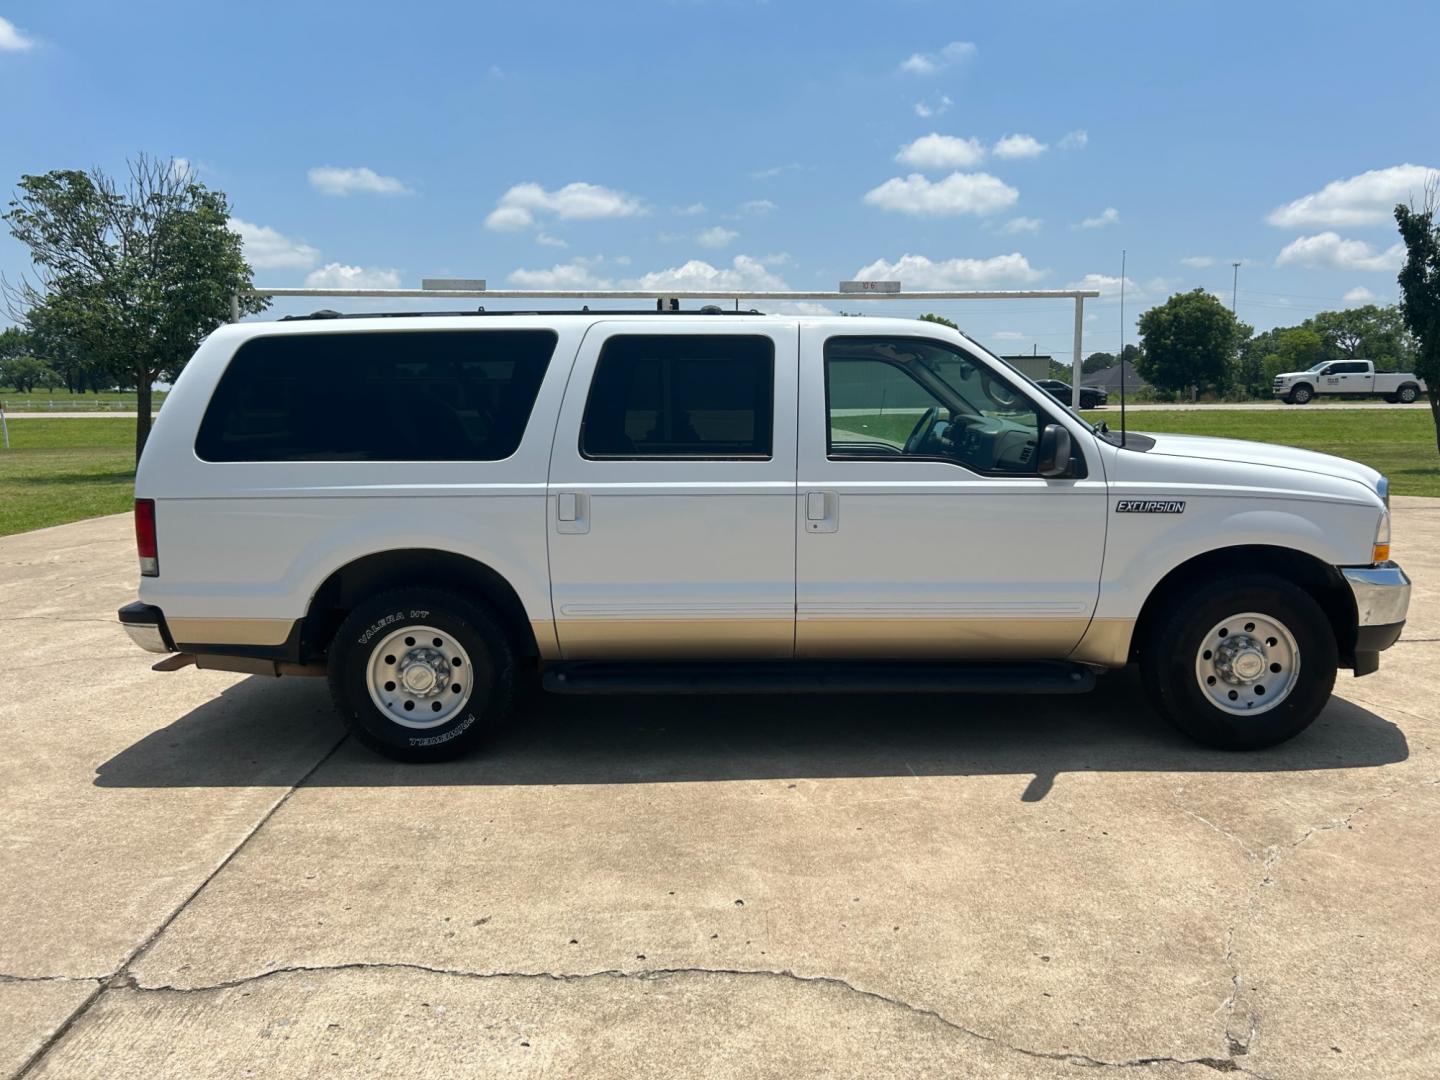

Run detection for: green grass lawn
[[0, 419, 137, 537], [1082, 408, 1440, 497]]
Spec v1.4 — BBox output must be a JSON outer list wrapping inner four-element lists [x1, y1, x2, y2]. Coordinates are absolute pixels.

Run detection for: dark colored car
[[1036, 379, 1108, 409]]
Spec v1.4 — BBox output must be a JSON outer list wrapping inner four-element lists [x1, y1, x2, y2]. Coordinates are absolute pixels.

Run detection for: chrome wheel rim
[[1194, 612, 1300, 716], [365, 625, 473, 730]]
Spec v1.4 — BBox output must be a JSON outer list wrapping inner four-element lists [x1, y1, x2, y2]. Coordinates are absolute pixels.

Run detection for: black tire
[[327, 587, 515, 762], [1398, 384, 1419, 404], [1290, 384, 1313, 404], [1141, 573, 1337, 750]]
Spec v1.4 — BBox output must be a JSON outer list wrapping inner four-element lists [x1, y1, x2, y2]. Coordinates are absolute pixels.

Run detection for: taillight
[[135, 498, 159, 577]]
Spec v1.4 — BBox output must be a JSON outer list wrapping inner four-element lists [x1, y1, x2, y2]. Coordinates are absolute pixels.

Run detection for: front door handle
[[804, 490, 838, 533]]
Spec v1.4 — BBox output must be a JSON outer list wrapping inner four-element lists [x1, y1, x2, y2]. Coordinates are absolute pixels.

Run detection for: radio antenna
[[1118, 249, 1128, 447]]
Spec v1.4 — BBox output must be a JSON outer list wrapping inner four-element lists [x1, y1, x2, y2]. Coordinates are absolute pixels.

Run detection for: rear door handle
[[555, 491, 590, 534], [804, 490, 838, 533]]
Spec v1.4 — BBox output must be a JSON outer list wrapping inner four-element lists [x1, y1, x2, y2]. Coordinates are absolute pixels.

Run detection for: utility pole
[[1231, 262, 1241, 314]]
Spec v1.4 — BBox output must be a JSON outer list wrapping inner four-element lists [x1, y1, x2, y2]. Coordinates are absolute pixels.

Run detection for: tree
[[1082, 351, 1117, 375], [3, 156, 267, 461], [1232, 326, 1325, 397], [1395, 185, 1440, 454], [1301, 305, 1413, 370], [1136, 289, 1252, 395], [918, 312, 959, 331], [0, 354, 59, 393]]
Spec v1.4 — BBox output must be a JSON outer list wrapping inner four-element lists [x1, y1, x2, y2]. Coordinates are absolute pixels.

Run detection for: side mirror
[[1037, 423, 1074, 479]]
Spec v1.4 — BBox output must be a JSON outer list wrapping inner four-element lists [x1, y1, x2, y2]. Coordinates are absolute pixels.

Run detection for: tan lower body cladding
[[167, 617, 295, 648], [548, 615, 1130, 663]]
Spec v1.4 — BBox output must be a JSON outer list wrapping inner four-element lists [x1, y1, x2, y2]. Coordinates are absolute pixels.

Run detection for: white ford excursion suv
[[119, 311, 1411, 762]]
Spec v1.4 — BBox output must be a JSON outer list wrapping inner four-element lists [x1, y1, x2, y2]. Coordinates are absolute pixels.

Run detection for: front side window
[[581, 334, 774, 459], [196, 330, 557, 462], [825, 336, 1047, 475]]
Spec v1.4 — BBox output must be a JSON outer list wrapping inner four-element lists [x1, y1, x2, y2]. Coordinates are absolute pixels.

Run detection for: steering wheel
[[903, 406, 940, 455]]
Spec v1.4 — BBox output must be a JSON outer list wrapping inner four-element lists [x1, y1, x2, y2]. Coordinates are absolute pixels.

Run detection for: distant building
[[1084, 360, 1149, 393], [1001, 354, 1054, 381]]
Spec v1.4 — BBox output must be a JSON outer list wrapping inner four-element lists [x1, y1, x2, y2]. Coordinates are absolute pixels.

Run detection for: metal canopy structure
[[235, 285, 1102, 408]]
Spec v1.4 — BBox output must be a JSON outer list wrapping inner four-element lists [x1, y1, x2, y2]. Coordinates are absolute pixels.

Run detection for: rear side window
[[580, 334, 774, 459], [195, 330, 557, 462]]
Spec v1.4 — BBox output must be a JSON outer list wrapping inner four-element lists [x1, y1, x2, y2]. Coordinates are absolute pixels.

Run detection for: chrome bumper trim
[[123, 621, 172, 654], [1342, 562, 1411, 627]]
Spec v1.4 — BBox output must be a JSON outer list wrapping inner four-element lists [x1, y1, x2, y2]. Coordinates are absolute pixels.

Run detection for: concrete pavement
[[2, 504, 1438, 1078]]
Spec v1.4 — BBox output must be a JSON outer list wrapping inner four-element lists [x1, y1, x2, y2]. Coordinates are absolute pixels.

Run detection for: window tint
[[195, 330, 556, 462], [825, 336, 1046, 475], [581, 335, 774, 459], [1334, 361, 1369, 374]]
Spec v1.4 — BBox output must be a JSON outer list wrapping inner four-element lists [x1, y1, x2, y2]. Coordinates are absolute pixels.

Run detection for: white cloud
[[484, 181, 644, 231], [895, 133, 986, 170], [696, 225, 739, 249], [1002, 216, 1042, 234], [913, 95, 953, 118], [991, 330, 1026, 341], [863, 172, 1018, 217], [228, 218, 319, 270], [308, 165, 411, 197], [304, 263, 402, 289], [738, 199, 777, 216], [900, 40, 976, 75], [674, 202, 707, 216], [750, 162, 802, 179], [0, 16, 35, 50], [1066, 273, 1172, 300], [1180, 256, 1215, 268], [767, 301, 837, 315], [169, 157, 195, 182], [1275, 232, 1404, 272], [1077, 207, 1120, 228], [992, 133, 1047, 160], [536, 232, 567, 248], [1343, 286, 1378, 304], [1267, 164, 1437, 228], [632, 255, 790, 292], [1058, 129, 1088, 151], [507, 254, 791, 293], [852, 252, 1045, 289]]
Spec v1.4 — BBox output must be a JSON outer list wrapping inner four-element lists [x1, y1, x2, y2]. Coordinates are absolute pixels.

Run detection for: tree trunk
[[1431, 389, 1440, 456], [135, 373, 154, 464]]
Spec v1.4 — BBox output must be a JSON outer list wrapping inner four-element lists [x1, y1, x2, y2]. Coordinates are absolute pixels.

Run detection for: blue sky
[[1, 0, 1436, 362]]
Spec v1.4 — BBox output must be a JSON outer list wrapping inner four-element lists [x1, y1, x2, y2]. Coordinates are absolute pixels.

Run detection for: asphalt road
[[2, 505, 1438, 1078]]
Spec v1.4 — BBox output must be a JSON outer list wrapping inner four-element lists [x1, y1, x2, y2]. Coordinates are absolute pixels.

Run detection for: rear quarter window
[[195, 329, 557, 462]]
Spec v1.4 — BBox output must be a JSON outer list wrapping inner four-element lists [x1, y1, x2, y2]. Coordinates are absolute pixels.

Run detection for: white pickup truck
[[119, 311, 1410, 762], [1273, 359, 1427, 404]]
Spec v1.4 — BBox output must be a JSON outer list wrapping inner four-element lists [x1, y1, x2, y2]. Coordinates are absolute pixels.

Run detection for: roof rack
[[277, 306, 766, 323], [236, 284, 1102, 409]]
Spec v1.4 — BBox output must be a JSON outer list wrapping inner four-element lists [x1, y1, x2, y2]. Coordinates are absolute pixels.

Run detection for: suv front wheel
[[328, 587, 515, 762], [1141, 573, 1337, 750]]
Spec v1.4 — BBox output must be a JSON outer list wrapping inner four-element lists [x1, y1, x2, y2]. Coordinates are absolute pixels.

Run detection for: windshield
[[1307, 361, 1330, 372]]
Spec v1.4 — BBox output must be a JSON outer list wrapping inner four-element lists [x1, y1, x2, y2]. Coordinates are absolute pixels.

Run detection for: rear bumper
[[118, 601, 175, 654]]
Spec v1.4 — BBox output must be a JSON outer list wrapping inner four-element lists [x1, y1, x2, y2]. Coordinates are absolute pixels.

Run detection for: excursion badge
[[1115, 499, 1186, 514]]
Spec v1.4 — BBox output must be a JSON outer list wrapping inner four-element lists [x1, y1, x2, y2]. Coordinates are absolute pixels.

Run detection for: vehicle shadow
[[95, 667, 1410, 801]]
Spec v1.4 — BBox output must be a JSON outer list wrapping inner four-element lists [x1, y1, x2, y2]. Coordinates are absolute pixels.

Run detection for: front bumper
[[118, 601, 175, 654], [1341, 562, 1410, 675]]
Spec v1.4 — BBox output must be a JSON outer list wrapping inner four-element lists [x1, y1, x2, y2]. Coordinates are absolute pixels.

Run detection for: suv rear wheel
[[328, 587, 515, 762], [1141, 573, 1337, 750]]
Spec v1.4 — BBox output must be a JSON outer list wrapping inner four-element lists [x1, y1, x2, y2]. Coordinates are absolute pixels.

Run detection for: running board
[[542, 660, 1095, 696]]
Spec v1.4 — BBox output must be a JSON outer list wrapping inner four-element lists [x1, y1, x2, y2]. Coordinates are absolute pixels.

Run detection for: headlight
[[1373, 509, 1391, 564]]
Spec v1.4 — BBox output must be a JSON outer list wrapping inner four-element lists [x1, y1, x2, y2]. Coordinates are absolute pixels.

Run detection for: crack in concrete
[[0, 974, 104, 986], [10, 733, 349, 1080], [123, 960, 1262, 1075]]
